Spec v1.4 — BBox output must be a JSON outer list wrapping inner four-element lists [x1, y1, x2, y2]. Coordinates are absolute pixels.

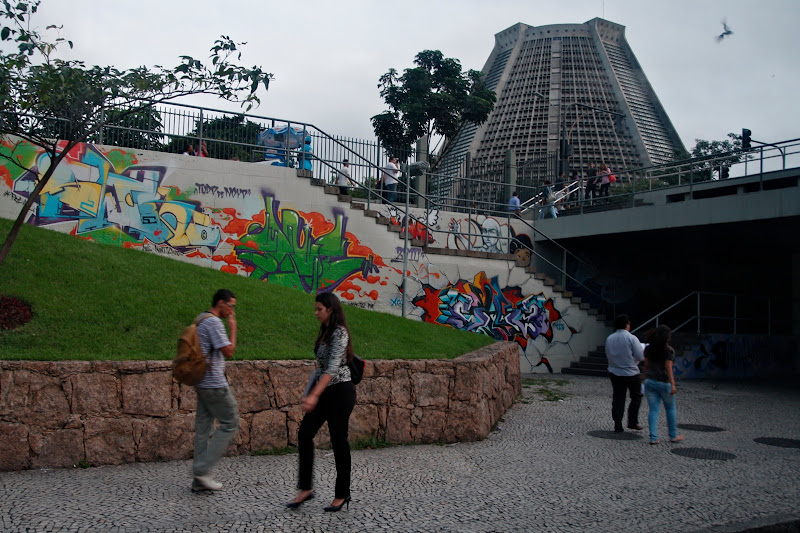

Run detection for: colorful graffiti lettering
[[232, 195, 380, 294], [1, 140, 385, 298], [412, 272, 569, 348], [3, 140, 218, 249]]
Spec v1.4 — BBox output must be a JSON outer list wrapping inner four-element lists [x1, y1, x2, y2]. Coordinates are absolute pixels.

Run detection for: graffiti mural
[[385, 205, 437, 244], [673, 334, 798, 379], [4, 141, 219, 249], [411, 272, 573, 349], [0, 140, 385, 298], [232, 196, 379, 294]]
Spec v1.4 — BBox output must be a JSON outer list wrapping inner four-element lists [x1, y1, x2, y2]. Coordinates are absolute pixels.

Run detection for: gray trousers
[[193, 386, 239, 477]]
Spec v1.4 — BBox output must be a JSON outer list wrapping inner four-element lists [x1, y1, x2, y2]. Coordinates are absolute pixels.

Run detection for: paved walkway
[[1, 375, 799, 532]]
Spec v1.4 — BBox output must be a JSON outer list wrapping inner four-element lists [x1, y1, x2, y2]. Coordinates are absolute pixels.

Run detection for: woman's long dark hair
[[644, 325, 672, 364], [314, 292, 354, 363]]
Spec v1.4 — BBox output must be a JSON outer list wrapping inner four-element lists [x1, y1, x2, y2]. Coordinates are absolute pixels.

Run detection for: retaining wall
[[0, 342, 520, 471], [0, 138, 611, 373]]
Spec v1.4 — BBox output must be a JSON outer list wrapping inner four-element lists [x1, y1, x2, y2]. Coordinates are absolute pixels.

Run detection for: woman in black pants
[[286, 292, 356, 512]]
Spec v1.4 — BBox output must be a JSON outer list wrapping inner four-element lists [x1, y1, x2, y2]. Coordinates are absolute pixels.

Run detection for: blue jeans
[[193, 386, 239, 477], [644, 379, 677, 442], [384, 183, 397, 203], [539, 205, 557, 219]]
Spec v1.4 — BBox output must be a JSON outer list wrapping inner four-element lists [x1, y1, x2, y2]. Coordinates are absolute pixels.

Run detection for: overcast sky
[[26, 0, 800, 149]]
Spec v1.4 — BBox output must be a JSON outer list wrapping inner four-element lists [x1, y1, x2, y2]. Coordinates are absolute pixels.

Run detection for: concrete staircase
[[561, 345, 609, 377], [307, 178, 609, 323]]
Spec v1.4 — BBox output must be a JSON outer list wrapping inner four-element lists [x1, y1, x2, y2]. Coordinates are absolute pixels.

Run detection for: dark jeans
[[599, 183, 610, 197], [297, 381, 356, 498], [338, 186, 349, 196], [585, 182, 598, 200], [609, 373, 642, 429], [383, 183, 397, 203]]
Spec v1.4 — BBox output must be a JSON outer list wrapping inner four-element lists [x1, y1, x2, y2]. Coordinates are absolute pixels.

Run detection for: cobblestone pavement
[[1, 375, 799, 532]]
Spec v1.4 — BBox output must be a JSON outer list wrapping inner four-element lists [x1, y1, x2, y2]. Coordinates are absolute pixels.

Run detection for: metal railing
[[631, 291, 774, 336]]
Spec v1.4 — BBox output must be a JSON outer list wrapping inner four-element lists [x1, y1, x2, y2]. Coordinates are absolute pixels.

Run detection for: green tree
[[164, 114, 264, 162], [655, 133, 744, 184], [0, 0, 273, 266], [371, 50, 496, 164], [87, 105, 166, 151]]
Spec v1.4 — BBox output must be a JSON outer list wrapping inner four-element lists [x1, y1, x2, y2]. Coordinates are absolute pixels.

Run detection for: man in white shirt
[[605, 314, 644, 433], [381, 156, 400, 203], [337, 159, 352, 196]]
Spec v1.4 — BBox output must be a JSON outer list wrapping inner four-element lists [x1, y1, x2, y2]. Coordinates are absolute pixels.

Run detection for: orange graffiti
[[346, 233, 387, 267], [220, 265, 238, 275], [300, 211, 334, 237], [186, 250, 208, 259], [221, 207, 258, 235], [1, 167, 10, 189]]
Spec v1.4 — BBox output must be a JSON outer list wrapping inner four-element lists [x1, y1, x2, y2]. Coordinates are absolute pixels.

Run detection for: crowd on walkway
[[507, 161, 621, 219]]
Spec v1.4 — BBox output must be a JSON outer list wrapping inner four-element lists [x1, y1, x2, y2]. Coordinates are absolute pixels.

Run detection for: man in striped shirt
[[191, 289, 238, 492]]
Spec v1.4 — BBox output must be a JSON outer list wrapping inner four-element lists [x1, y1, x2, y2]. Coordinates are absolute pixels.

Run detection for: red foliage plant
[[0, 295, 33, 330]]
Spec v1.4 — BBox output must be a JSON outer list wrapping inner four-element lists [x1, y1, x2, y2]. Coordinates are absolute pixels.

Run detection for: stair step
[[376, 217, 390, 225], [582, 357, 608, 366], [364, 209, 380, 218], [296, 169, 313, 178], [387, 225, 401, 233], [587, 308, 599, 316], [561, 368, 609, 377], [579, 303, 591, 310], [571, 296, 582, 304], [352, 202, 366, 210], [573, 361, 607, 370]]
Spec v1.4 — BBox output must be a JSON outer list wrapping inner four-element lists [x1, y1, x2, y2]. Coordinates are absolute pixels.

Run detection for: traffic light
[[742, 128, 752, 151]]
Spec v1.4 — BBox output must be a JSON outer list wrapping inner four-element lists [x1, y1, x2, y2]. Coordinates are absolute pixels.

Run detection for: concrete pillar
[[415, 136, 429, 208], [504, 149, 517, 212]]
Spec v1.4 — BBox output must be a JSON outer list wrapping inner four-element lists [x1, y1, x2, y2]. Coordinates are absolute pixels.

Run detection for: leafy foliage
[[656, 133, 744, 184], [164, 114, 264, 161], [0, 0, 273, 266], [371, 50, 496, 162]]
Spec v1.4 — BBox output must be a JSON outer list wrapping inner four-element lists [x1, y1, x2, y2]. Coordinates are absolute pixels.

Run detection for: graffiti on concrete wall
[[411, 272, 573, 349], [385, 205, 437, 244], [674, 334, 798, 379], [230, 196, 380, 295], [0, 140, 385, 297], [4, 141, 219, 249]]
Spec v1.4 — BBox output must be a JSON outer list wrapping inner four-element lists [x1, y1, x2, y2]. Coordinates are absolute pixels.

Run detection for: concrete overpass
[[530, 167, 800, 335]]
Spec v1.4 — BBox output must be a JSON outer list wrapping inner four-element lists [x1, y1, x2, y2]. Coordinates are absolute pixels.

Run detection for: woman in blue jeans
[[642, 325, 684, 445]]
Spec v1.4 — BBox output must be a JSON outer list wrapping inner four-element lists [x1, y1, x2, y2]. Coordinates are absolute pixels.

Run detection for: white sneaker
[[192, 475, 222, 491]]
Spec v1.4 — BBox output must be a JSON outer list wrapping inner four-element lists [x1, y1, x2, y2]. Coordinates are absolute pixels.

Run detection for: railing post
[[98, 106, 105, 145], [401, 167, 411, 319], [733, 295, 738, 335], [198, 109, 204, 155]]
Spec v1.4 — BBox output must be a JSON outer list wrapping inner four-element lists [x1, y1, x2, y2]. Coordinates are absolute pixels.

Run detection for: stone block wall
[[0, 342, 520, 471]]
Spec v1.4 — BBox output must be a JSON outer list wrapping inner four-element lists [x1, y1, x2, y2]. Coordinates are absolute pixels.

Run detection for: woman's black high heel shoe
[[323, 496, 351, 512], [285, 491, 315, 509]]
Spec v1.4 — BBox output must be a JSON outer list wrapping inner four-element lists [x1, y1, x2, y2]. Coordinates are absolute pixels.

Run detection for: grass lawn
[[0, 218, 495, 361]]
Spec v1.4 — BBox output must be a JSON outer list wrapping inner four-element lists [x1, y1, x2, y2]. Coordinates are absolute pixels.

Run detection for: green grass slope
[[0, 218, 494, 361]]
